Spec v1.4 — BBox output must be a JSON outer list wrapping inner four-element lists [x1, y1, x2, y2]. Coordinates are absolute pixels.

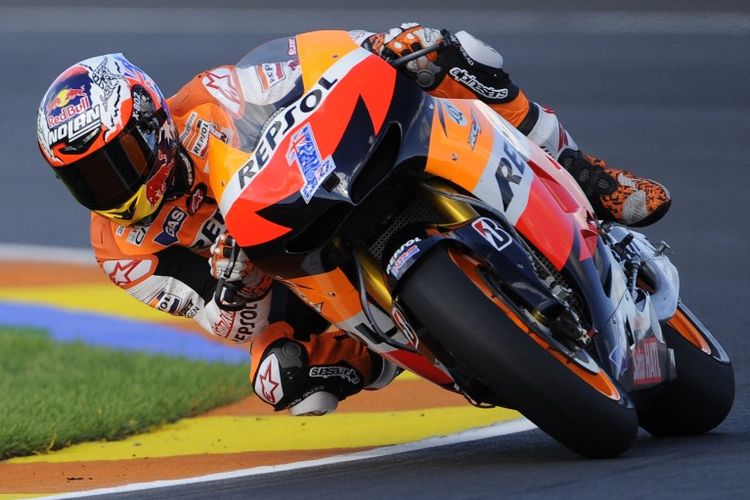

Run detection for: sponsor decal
[[183, 301, 200, 319], [187, 184, 207, 215], [391, 304, 419, 348], [102, 259, 153, 286], [188, 118, 212, 159], [210, 125, 231, 143], [632, 337, 662, 386], [190, 209, 224, 250], [154, 207, 187, 246], [145, 151, 173, 206], [471, 217, 512, 252], [46, 104, 101, 146], [45, 87, 90, 128], [212, 309, 236, 338], [179, 112, 198, 143], [256, 62, 286, 93], [495, 141, 526, 210], [235, 304, 260, 342], [387, 238, 421, 278], [286, 123, 336, 204], [233, 75, 338, 194], [287, 37, 298, 56], [443, 101, 466, 126], [126, 225, 148, 246], [45, 86, 86, 114], [153, 291, 183, 314], [255, 353, 284, 404], [309, 366, 361, 385], [131, 89, 144, 121], [202, 67, 243, 115], [468, 112, 481, 150], [449, 67, 509, 100]]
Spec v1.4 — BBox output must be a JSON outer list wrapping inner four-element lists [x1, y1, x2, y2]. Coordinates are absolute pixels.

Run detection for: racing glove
[[210, 233, 272, 303], [368, 23, 520, 105]]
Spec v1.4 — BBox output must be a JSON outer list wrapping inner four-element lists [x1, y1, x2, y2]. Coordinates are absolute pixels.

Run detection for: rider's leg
[[372, 25, 671, 226], [249, 322, 398, 415], [248, 284, 399, 415]]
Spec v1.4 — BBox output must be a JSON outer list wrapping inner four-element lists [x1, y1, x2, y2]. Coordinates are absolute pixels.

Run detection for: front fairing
[[209, 31, 432, 275]]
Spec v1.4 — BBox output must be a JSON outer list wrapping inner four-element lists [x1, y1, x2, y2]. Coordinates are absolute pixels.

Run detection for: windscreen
[[233, 36, 304, 151]]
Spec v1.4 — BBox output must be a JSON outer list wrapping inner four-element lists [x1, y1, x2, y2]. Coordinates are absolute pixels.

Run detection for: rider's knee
[[249, 322, 399, 415]]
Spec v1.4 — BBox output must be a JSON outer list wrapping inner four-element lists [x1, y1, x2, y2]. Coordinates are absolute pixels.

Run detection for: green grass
[[0, 327, 252, 460]]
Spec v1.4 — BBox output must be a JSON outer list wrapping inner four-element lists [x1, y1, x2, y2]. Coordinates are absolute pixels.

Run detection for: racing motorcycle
[[208, 31, 734, 457]]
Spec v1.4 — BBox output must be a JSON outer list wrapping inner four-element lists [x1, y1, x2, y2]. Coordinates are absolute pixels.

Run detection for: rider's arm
[[90, 215, 272, 343], [351, 24, 577, 160]]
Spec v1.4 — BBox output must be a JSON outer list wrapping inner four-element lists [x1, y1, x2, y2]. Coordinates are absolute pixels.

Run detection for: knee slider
[[252, 338, 366, 414]]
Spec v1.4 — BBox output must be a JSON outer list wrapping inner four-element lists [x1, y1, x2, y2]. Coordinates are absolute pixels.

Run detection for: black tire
[[399, 246, 638, 458], [636, 304, 734, 437]]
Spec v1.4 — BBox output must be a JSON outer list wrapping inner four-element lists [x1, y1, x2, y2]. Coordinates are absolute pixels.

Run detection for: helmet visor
[[54, 119, 158, 211]]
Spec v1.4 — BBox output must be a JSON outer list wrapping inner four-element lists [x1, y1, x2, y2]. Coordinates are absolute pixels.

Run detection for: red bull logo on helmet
[[46, 87, 92, 128], [46, 86, 86, 112]]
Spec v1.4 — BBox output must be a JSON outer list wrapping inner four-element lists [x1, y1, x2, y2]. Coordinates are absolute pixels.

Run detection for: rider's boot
[[523, 102, 671, 227], [249, 322, 399, 415], [557, 149, 671, 227]]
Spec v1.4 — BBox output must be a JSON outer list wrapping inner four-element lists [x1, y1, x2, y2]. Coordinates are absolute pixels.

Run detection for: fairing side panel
[[424, 98, 598, 272]]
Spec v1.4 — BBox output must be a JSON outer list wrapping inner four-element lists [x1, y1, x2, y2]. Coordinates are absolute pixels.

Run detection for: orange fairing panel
[[207, 136, 250, 207], [296, 31, 358, 92], [285, 268, 363, 324], [424, 99, 495, 189]]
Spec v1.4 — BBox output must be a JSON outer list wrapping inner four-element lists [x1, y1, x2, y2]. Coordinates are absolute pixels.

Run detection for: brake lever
[[389, 38, 449, 68], [213, 238, 247, 312]]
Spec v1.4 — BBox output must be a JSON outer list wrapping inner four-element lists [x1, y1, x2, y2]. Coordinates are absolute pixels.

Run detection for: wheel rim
[[667, 308, 711, 354]]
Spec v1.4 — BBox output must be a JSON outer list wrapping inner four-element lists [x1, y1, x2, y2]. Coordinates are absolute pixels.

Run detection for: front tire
[[635, 303, 734, 436], [399, 246, 638, 458]]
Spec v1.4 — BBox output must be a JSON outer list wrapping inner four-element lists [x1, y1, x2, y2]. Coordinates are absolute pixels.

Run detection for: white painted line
[[38, 418, 537, 499], [0, 243, 95, 265], [1, 8, 750, 35]]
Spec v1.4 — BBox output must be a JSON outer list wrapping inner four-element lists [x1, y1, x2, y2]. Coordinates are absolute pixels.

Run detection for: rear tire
[[399, 246, 638, 458], [636, 304, 734, 437]]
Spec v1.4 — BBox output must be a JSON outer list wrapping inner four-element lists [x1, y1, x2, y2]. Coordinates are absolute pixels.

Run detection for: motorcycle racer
[[36, 24, 671, 416]]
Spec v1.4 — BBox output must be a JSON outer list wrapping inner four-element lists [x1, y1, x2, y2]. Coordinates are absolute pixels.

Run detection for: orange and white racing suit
[[91, 24, 599, 415]]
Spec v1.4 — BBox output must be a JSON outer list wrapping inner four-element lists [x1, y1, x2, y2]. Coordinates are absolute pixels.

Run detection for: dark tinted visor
[[55, 118, 159, 211]]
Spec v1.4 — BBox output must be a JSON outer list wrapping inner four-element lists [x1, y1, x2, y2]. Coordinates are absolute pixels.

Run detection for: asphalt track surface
[[2, 0, 749, 498]]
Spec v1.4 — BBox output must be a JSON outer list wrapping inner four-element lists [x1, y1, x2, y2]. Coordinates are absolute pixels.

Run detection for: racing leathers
[[91, 24, 671, 416]]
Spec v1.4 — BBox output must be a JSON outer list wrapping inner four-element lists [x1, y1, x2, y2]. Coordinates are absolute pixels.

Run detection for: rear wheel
[[635, 303, 734, 436], [399, 246, 638, 458]]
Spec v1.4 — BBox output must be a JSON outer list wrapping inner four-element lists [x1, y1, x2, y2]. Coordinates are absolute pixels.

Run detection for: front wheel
[[635, 303, 734, 436], [399, 246, 638, 458]]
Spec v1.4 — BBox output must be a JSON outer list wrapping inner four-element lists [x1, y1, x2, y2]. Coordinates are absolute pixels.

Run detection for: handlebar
[[389, 39, 449, 68], [213, 239, 247, 311]]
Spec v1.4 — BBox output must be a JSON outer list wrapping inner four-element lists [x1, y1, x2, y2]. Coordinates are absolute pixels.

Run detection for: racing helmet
[[36, 54, 179, 225]]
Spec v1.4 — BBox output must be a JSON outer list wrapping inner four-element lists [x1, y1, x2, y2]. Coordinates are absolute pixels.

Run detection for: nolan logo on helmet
[[46, 105, 102, 147]]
